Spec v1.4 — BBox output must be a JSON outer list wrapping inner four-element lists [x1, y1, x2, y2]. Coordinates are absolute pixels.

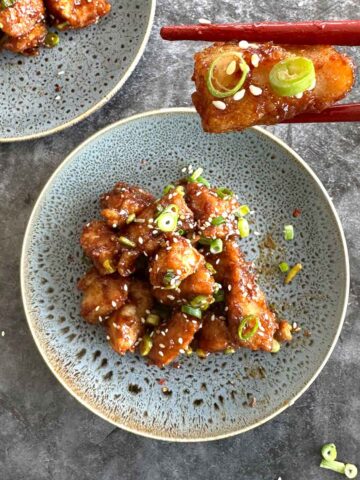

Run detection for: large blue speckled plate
[[0, 1, 155, 142], [21, 108, 349, 441]]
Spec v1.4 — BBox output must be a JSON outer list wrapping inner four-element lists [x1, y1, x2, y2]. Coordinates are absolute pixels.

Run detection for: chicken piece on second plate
[[207, 239, 278, 351], [148, 310, 200, 367], [185, 181, 240, 239], [80, 220, 120, 275], [197, 312, 231, 353], [0, 0, 45, 38], [45, 0, 111, 29], [77, 268, 129, 324], [192, 42, 354, 133], [107, 280, 153, 355], [100, 182, 155, 229], [149, 236, 202, 289], [2, 21, 47, 54]]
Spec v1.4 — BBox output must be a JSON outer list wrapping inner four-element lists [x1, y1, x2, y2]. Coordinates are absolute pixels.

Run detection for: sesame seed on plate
[[106, 335, 110, 340], [233, 89, 246, 101], [198, 18, 211, 25], [1, 331, 5, 337], [212, 100, 227, 110], [249, 85, 263, 96]]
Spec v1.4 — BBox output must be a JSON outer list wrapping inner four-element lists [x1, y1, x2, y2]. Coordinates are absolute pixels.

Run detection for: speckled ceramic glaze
[[21, 109, 349, 441], [0, 1, 155, 142]]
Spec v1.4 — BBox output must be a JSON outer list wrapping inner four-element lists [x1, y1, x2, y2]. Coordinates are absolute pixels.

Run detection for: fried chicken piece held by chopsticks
[[192, 42, 354, 132]]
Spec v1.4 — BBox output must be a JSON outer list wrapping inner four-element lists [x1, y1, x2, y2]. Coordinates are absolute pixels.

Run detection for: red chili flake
[[292, 208, 302, 218], [157, 378, 166, 385], [55, 84, 62, 92]]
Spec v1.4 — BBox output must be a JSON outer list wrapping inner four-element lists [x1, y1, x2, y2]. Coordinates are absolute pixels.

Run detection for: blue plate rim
[[20, 107, 350, 441]]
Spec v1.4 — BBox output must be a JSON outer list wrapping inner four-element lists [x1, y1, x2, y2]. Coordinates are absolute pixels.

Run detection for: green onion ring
[[238, 315, 260, 341], [206, 51, 250, 99]]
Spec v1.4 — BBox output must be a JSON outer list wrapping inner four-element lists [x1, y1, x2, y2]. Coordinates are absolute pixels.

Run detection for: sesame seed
[[95, 306, 100, 311], [159, 351, 164, 357], [1, 331, 5, 337], [295, 92, 303, 99], [212, 100, 227, 110], [159, 343, 166, 348], [161, 331, 166, 336], [238, 40, 249, 49], [228, 285, 232, 291], [58, 70, 65, 76], [254, 231, 260, 236], [233, 89, 246, 101], [112, 223, 117, 228], [198, 18, 211, 25], [251, 53, 260, 68], [106, 335, 110, 340], [111, 301, 117, 307], [178, 337, 183, 344], [181, 167, 187, 173], [249, 85, 263, 96], [138, 237, 144, 245], [55, 95, 61, 101], [226, 60, 237, 75]]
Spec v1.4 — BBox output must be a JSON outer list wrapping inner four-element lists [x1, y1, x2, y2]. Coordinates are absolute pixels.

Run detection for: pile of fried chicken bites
[[0, 0, 111, 55], [78, 169, 293, 368]]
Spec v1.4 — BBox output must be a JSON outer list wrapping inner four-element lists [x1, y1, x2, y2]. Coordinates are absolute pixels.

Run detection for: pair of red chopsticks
[[161, 20, 360, 124]]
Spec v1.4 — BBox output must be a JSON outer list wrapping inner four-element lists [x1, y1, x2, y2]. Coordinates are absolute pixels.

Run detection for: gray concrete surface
[[1, 0, 359, 479]]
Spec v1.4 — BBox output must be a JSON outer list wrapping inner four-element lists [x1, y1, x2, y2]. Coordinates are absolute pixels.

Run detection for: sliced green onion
[[44, 32, 60, 48], [175, 185, 185, 196], [118, 236, 136, 248], [206, 51, 250, 98], [279, 262, 290, 273], [216, 187, 233, 199], [214, 289, 225, 302], [205, 262, 216, 274], [0, 0, 16, 9], [163, 184, 175, 195], [188, 167, 203, 182], [284, 224, 294, 241], [238, 205, 251, 216], [224, 346, 235, 354], [238, 218, 250, 238], [345, 464, 358, 479], [321, 444, 337, 462], [126, 213, 136, 224], [190, 295, 211, 311], [196, 176, 211, 188], [102, 259, 116, 274], [198, 237, 213, 246], [56, 21, 69, 31], [269, 57, 316, 97], [271, 339, 281, 353], [285, 263, 302, 284], [146, 314, 160, 327], [177, 229, 185, 236], [139, 334, 153, 356], [196, 348, 208, 358], [155, 208, 178, 232], [320, 459, 346, 475], [181, 304, 202, 319], [211, 216, 225, 226], [210, 238, 223, 254], [238, 315, 260, 341], [163, 269, 176, 287]]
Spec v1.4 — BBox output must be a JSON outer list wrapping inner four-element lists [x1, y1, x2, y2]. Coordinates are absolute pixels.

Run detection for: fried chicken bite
[[107, 280, 153, 355], [185, 181, 240, 239], [2, 21, 47, 54], [197, 313, 231, 353], [148, 311, 200, 367], [45, 0, 111, 30], [117, 187, 195, 269], [150, 236, 202, 289], [100, 182, 155, 229], [80, 220, 120, 275], [153, 259, 215, 307], [207, 239, 278, 351], [0, 0, 45, 38], [192, 42, 354, 132], [77, 268, 129, 324]]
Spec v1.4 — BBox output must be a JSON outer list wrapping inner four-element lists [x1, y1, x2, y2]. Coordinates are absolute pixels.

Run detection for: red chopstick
[[280, 103, 360, 124], [161, 20, 360, 45]]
